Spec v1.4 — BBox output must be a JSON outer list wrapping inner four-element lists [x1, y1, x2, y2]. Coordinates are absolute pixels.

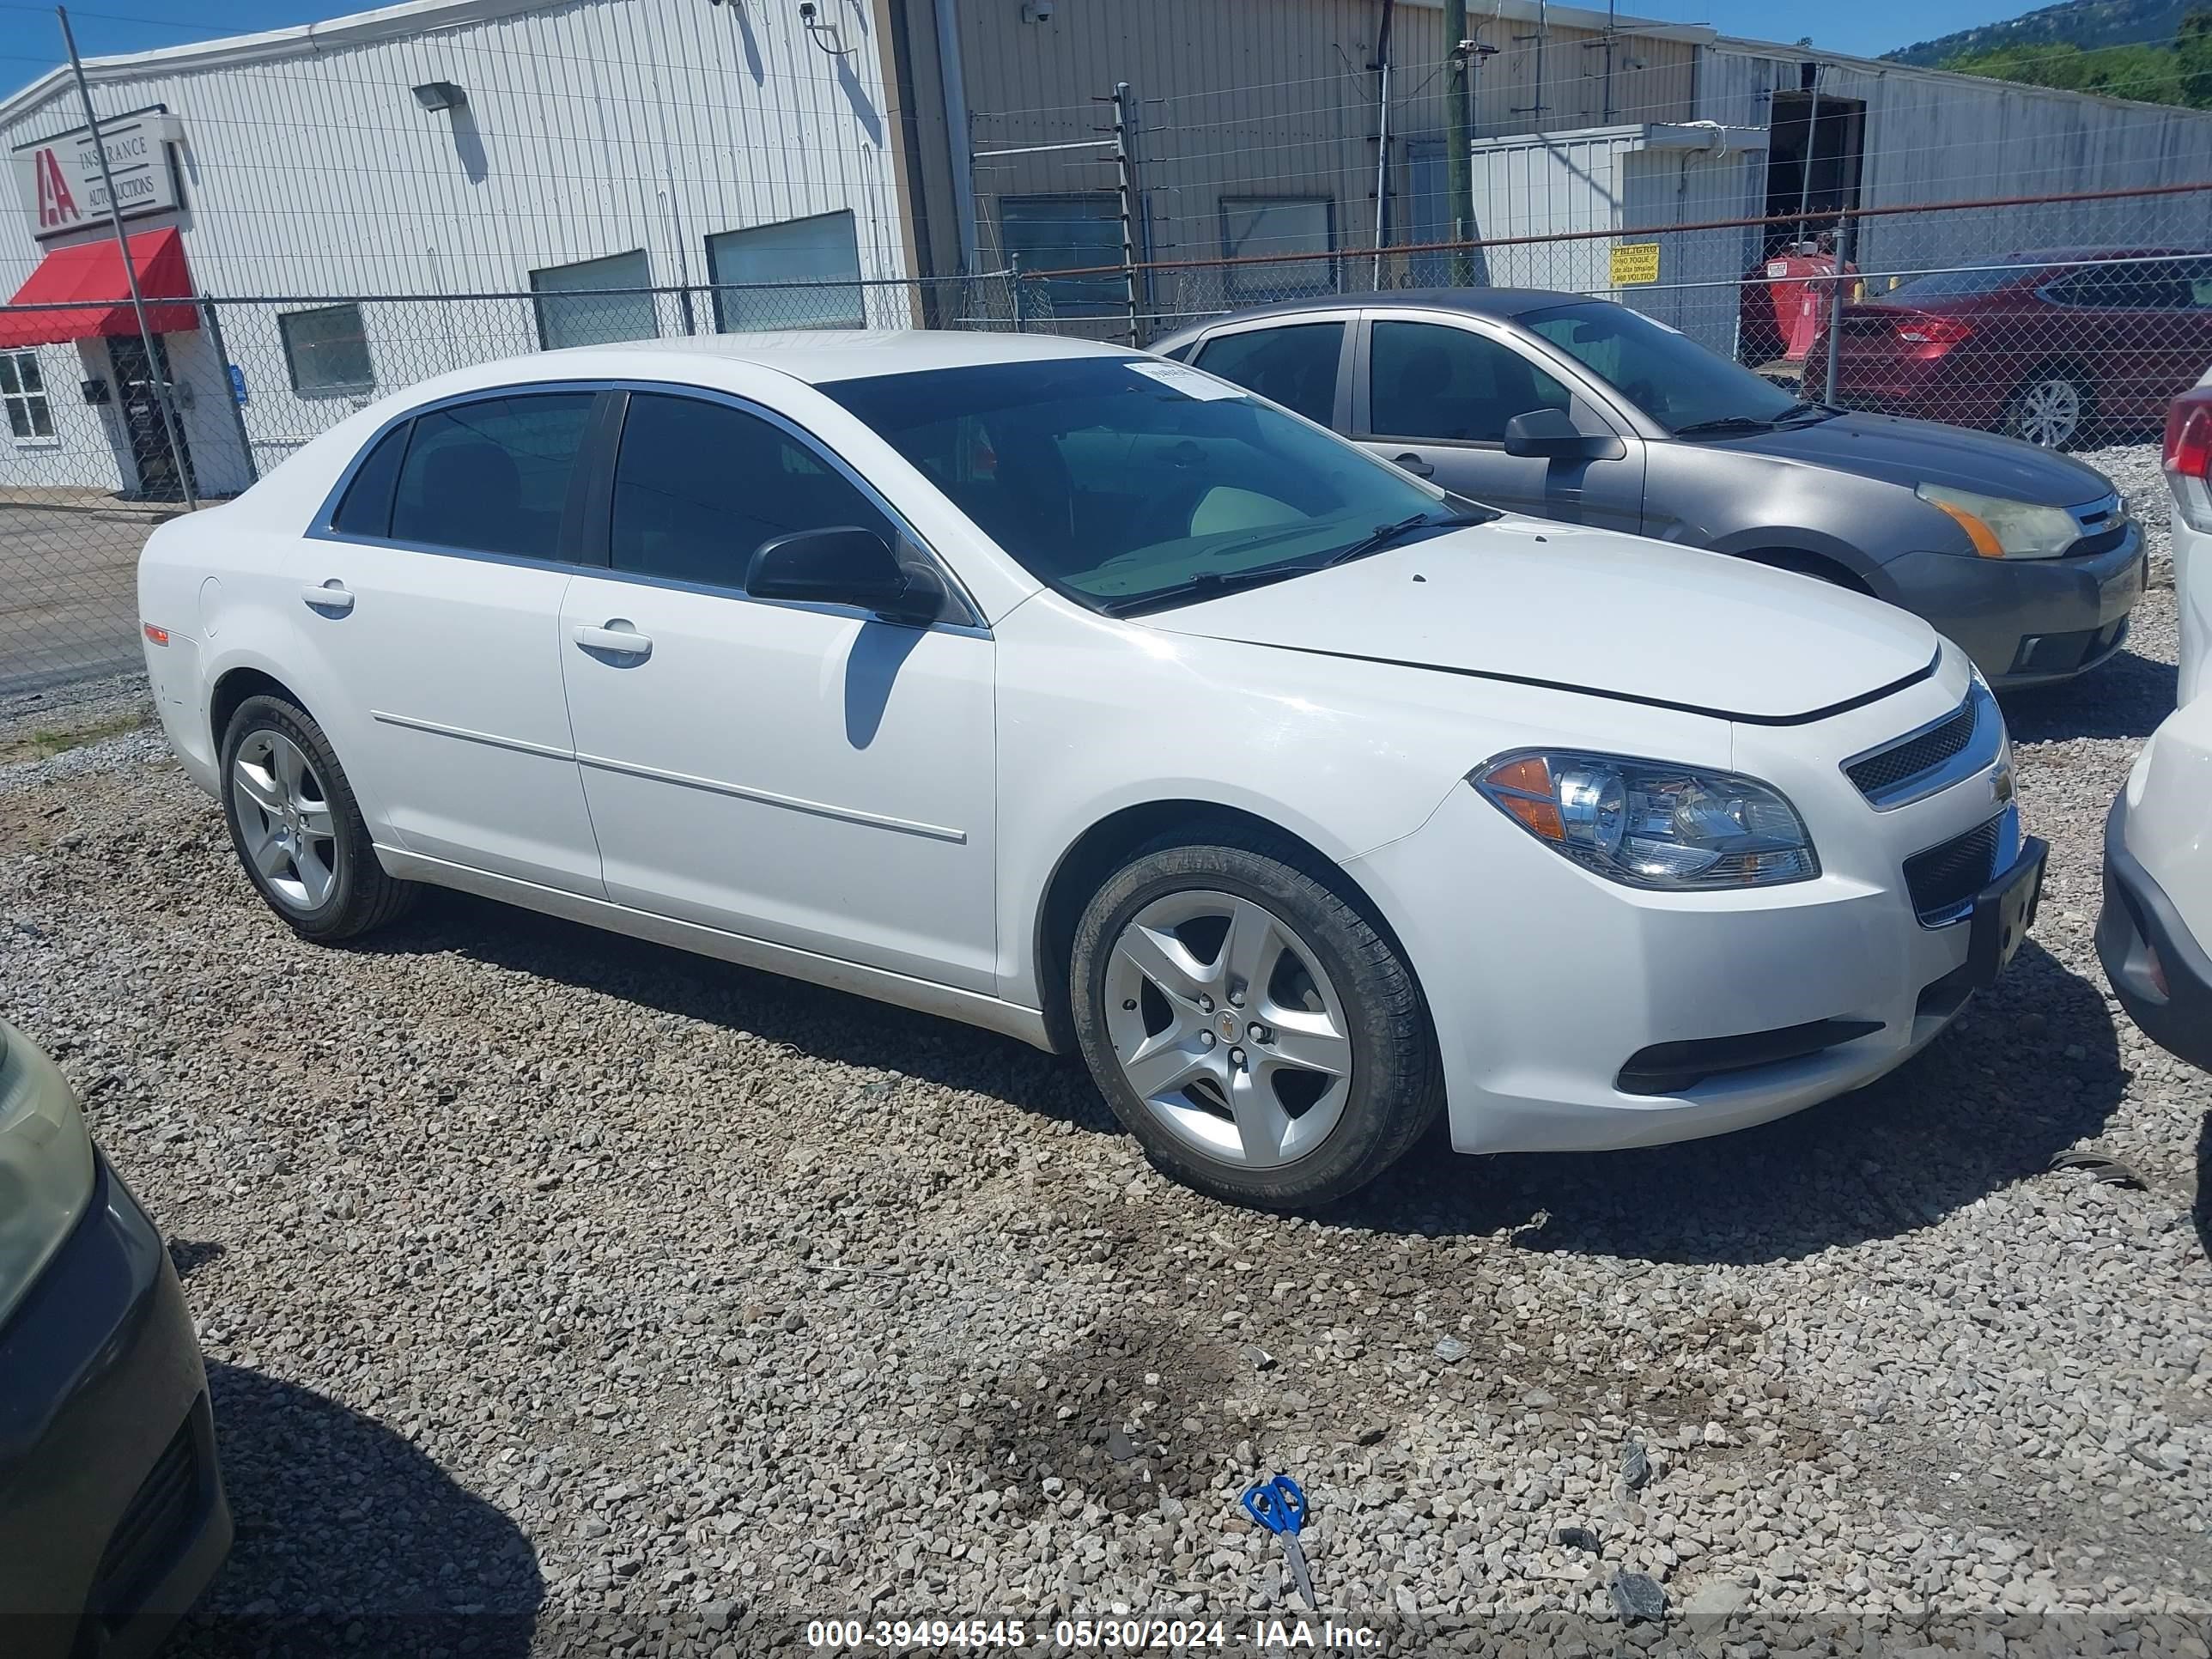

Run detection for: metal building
[[0, 0, 916, 497]]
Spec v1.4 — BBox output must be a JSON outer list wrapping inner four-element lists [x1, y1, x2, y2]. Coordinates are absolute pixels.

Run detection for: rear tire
[[2004, 368, 2092, 449], [219, 694, 416, 942], [1068, 829, 1442, 1209]]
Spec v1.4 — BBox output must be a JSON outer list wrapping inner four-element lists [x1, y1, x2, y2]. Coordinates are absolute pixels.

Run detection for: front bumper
[[1351, 655, 2033, 1154], [2097, 791, 2212, 1073], [0, 1154, 231, 1659], [1882, 526, 2146, 688]]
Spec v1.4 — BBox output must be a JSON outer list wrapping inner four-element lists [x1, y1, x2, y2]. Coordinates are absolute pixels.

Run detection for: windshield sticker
[[1127, 361, 1244, 400]]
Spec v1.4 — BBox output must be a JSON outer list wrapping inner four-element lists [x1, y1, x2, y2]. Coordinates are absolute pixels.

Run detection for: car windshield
[[1885, 258, 2040, 300], [1521, 301, 1807, 434], [819, 356, 1474, 614]]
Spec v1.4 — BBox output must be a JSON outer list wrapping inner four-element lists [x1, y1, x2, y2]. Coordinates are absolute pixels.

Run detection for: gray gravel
[[2, 443, 2206, 1657]]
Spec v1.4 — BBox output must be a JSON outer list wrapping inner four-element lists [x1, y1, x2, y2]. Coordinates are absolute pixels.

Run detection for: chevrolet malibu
[[140, 334, 2045, 1206]]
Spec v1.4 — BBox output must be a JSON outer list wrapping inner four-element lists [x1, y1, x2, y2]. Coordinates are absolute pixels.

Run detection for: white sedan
[[2097, 378, 2212, 1073], [139, 332, 2043, 1206]]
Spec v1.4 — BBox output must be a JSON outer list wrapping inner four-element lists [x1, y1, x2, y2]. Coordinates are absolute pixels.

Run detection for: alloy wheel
[[231, 729, 340, 911], [1103, 889, 1353, 1170], [2012, 377, 2082, 447]]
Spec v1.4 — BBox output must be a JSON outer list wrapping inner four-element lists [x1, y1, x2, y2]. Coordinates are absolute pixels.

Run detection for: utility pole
[[59, 4, 195, 507], [1445, 0, 1474, 285]]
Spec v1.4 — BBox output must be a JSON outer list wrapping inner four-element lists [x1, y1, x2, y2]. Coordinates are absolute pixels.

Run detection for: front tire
[[1068, 830, 1442, 1208], [219, 694, 416, 942]]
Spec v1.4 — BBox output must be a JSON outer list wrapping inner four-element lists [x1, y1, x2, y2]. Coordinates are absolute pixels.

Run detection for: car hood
[[1709, 410, 2114, 507], [1142, 516, 1941, 723]]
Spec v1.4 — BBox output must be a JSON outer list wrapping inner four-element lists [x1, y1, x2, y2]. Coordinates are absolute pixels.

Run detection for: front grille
[[1904, 817, 2001, 924], [2067, 523, 2129, 558], [1846, 696, 1978, 802], [88, 1408, 207, 1629]]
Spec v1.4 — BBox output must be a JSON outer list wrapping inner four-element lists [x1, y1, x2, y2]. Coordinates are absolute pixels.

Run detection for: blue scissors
[[1241, 1474, 1316, 1608]]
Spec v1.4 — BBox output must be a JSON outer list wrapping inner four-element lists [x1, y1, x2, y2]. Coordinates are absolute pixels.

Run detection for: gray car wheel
[[2005, 370, 2090, 449], [220, 694, 416, 942], [1068, 828, 1443, 1208]]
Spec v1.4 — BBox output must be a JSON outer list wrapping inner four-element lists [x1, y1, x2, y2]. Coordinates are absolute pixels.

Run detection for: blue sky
[[0, 0, 2035, 89]]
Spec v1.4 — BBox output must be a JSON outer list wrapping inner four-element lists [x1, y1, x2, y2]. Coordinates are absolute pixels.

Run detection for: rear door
[[1351, 313, 1642, 529], [293, 389, 605, 896]]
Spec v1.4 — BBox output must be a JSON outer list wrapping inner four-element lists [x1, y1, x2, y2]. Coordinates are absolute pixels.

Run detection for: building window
[[530, 250, 657, 350], [1000, 195, 1126, 316], [277, 303, 374, 398], [707, 210, 866, 332], [1220, 198, 1334, 303], [0, 350, 55, 441]]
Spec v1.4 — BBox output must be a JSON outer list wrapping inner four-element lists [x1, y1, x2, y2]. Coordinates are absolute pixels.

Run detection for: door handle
[[1390, 453, 1435, 477], [302, 581, 355, 614], [574, 622, 653, 660]]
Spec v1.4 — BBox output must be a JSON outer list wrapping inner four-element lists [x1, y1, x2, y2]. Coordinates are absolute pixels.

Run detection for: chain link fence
[[4, 184, 2207, 702], [0, 271, 1042, 699]]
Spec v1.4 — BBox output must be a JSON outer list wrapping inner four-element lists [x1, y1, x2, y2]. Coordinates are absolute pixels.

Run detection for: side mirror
[[1503, 406, 1615, 460], [745, 526, 949, 625]]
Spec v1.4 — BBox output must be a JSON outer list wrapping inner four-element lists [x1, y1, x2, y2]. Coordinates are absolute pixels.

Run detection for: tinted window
[[1194, 324, 1345, 425], [1887, 259, 2038, 300], [1369, 320, 1573, 443], [822, 356, 1466, 613], [280, 302, 374, 396], [390, 394, 594, 559], [531, 251, 657, 349], [2045, 261, 2198, 309], [707, 211, 866, 332], [330, 420, 410, 538], [611, 392, 893, 589], [1522, 301, 1803, 434]]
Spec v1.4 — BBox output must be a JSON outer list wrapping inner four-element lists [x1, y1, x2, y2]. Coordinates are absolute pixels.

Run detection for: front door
[[1352, 314, 1644, 531], [108, 334, 195, 501], [556, 390, 999, 991]]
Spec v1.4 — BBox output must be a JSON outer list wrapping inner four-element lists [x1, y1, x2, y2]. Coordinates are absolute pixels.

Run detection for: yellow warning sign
[[1610, 242, 1661, 285]]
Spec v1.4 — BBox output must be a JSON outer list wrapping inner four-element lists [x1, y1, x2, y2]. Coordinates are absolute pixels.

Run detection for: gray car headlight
[[1474, 751, 1820, 889], [1917, 483, 2080, 560], [0, 1020, 98, 1332]]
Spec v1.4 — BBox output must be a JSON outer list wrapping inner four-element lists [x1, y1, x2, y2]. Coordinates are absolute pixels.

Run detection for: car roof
[[552, 328, 1137, 386], [1151, 287, 1583, 349]]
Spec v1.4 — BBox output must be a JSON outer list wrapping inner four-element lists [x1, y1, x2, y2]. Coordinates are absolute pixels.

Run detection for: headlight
[[0, 1021, 98, 1332], [1916, 483, 2079, 560], [1474, 751, 1820, 889]]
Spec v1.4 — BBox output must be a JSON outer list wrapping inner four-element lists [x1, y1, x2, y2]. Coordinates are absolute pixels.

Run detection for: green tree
[[2179, 8, 2212, 107], [1946, 39, 2186, 106]]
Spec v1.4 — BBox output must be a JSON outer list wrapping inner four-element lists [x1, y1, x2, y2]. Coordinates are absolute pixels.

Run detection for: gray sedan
[[1153, 290, 2147, 689]]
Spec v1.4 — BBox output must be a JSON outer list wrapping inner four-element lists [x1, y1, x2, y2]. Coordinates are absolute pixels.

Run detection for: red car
[[1812, 247, 2212, 447]]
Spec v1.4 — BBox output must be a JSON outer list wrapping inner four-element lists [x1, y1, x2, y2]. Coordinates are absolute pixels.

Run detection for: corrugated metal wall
[[1699, 44, 2212, 272], [0, 0, 909, 489], [946, 0, 1696, 291]]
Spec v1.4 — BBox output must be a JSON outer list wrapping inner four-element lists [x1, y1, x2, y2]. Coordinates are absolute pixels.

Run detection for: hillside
[[1886, 0, 2193, 65]]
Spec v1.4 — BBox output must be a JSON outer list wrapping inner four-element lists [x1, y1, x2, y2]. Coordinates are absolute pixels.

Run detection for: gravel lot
[[2, 442, 2206, 1658]]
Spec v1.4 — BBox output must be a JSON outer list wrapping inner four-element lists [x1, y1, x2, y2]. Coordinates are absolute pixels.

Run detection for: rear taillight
[[1896, 315, 1973, 347], [2164, 392, 2212, 481], [2166, 388, 2212, 532]]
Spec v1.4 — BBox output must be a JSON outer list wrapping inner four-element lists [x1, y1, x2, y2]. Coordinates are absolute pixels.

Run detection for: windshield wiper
[[1097, 563, 1314, 618], [1322, 509, 1478, 568], [1670, 414, 1780, 437]]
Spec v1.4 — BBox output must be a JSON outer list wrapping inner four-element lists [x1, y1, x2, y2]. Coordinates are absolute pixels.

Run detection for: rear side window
[[1193, 323, 1344, 425], [329, 420, 410, 539], [390, 393, 594, 559], [610, 392, 894, 589]]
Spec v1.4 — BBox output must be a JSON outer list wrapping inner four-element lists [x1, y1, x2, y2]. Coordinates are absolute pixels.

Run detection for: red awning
[[0, 227, 198, 349]]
